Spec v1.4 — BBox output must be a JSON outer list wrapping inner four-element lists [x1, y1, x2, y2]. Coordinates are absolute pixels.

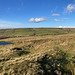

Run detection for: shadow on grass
[[11, 47, 30, 56], [37, 49, 72, 75]]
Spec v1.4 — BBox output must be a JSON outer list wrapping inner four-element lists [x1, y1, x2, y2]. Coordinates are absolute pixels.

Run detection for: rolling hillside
[[0, 28, 75, 37], [0, 28, 75, 75]]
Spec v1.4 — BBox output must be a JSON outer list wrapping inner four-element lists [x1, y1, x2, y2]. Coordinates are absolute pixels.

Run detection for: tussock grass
[[0, 31, 75, 75]]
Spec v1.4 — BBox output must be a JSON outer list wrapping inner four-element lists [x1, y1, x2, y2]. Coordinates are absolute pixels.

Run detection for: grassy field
[[0, 28, 75, 75], [0, 28, 75, 37]]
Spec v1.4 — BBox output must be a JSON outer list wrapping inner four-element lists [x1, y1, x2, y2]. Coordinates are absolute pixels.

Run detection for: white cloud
[[58, 26, 63, 28], [35, 18, 46, 23], [64, 4, 75, 13], [52, 14, 60, 16], [67, 4, 75, 12], [29, 18, 34, 22], [29, 18, 46, 23], [54, 19, 64, 22], [58, 26, 75, 28], [54, 19, 60, 22]]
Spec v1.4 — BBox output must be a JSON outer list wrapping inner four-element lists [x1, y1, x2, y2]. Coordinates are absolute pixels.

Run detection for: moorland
[[0, 28, 75, 75]]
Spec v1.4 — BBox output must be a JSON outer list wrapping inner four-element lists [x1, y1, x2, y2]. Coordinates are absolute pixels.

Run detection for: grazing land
[[0, 28, 75, 75], [0, 28, 75, 36]]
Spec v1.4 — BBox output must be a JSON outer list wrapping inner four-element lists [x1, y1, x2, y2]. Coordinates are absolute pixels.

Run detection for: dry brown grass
[[0, 33, 75, 75]]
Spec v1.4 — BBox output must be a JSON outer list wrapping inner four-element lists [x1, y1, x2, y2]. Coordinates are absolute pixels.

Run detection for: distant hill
[[0, 28, 75, 37]]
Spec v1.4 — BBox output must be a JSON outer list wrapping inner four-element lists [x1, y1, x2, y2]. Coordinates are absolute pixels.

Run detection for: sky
[[0, 0, 75, 28]]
